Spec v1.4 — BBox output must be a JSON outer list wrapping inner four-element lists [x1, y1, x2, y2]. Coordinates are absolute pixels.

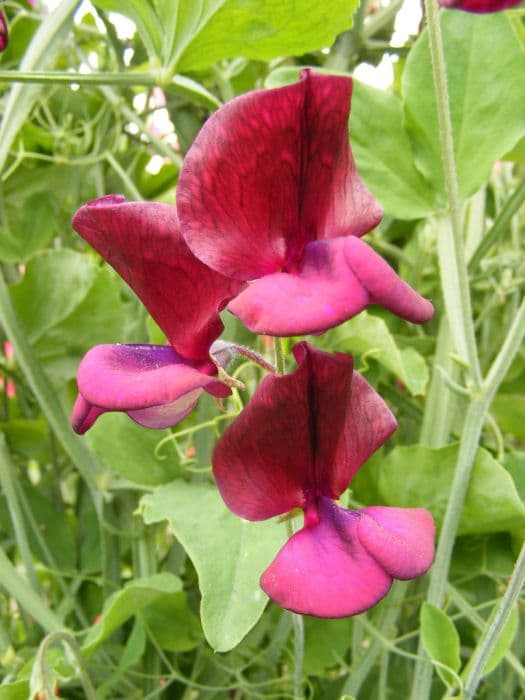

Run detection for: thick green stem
[[0, 70, 159, 86], [425, 0, 480, 386], [285, 519, 304, 699], [464, 539, 525, 698], [0, 548, 63, 633]]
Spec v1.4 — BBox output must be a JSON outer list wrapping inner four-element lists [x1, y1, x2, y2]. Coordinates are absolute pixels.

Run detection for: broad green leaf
[[10, 250, 96, 343], [421, 603, 461, 686], [378, 445, 525, 534], [173, 1, 358, 72], [140, 481, 286, 651], [324, 311, 429, 396], [82, 573, 183, 653], [0, 681, 29, 700], [143, 591, 203, 652], [0, 0, 79, 172], [492, 394, 525, 439], [504, 451, 525, 503], [0, 193, 56, 263], [86, 413, 179, 486], [351, 81, 435, 220], [403, 12, 525, 203], [484, 605, 519, 675]]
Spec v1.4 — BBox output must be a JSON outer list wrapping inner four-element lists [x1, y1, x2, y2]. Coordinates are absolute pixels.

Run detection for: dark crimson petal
[[308, 355, 397, 499], [0, 12, 8, 52], [439, 0, 520, 11], [227, 236, 434, 336], [299, 70, 383, 241], [177, 70, 381, 281], [213, 344, 355, 520], [73, 344, 230, 433], [260, 499, 392, 617], [358, 507, 435, 579], [72, 196, 241, 361]]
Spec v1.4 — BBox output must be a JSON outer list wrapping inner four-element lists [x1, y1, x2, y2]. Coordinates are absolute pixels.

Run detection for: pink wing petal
[[212, 343, 354, 520], [358, 506, 435, 579], [260, 499, 392, 617], [73, 344, 230, 432], [228, 236, 433, 336], [72, 196, 241, 361], [439, 0, 520, 11], [177, 70, 381, 281]]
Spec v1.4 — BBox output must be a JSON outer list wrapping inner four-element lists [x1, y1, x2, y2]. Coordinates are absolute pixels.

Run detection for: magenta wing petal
[[72, 196, 241, 361], [73, 344, 230, 432], [228, 236, 433, 336], [358, 507, 435, 579], [261, 499, 392, 617], [212, 343, 354, 520], [72, 394, 106, 434], [177, 70, 381, 281], [0, 12, 8, 52]]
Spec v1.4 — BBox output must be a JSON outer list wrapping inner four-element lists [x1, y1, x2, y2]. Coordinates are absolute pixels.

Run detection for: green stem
[[37, 631, 98, 700], [468, 178, 525, 271], [0, 547, 63, 633], [0, 70, 159, 86], [0, 434, 40, 593], [464, 539, 525, 698], [274, 338, 286, 374], [425, 0, 480, 386], [285, 519, 304, 699]]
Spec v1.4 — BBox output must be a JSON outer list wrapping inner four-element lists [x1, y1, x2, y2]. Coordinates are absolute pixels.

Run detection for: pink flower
[[213, 342, 435, 617], [177, 70, 434, 336], [71, 195, 241, 434], [0, 12, 8, 52], [438, 0, 521, 11]]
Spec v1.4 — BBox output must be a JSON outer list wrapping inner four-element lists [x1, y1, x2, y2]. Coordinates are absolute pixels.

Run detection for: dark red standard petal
[[72, 196, 241, 361], [438, 0, 521, 11], [212, 342, 394, 519], [177, 70, 381, 281]]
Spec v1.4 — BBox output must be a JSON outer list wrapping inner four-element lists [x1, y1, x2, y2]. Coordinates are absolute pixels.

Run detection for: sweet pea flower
[[438, 0, 521, 11], [213, 342, 435, 617], [177, 70, 434, 337], [71, 195, 241, 434]]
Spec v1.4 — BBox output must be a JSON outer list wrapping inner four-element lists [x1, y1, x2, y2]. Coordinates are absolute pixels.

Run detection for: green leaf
[[143, 591, 203, 652], [85, 413, 179, 486], [0, 194, 56, 263], [140, 481, 286, 651], [0, 0, 80, 173], [492, 394, 525, 439], [171, 74, 222, 110], [10, 250, 96, 343], [484, 605, 519, 675], [378, 445, 525, 535], [173, 1, 358, 72], [421, 602, 461, 686], [504, 452, 525, 503], [325, 311, 429, 396], [303, 617, 352, 676], [403, 12, 525, 203], [0, 681, 30, 700], [82, 573, 183, 654], [350, 80, 435, 220]]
